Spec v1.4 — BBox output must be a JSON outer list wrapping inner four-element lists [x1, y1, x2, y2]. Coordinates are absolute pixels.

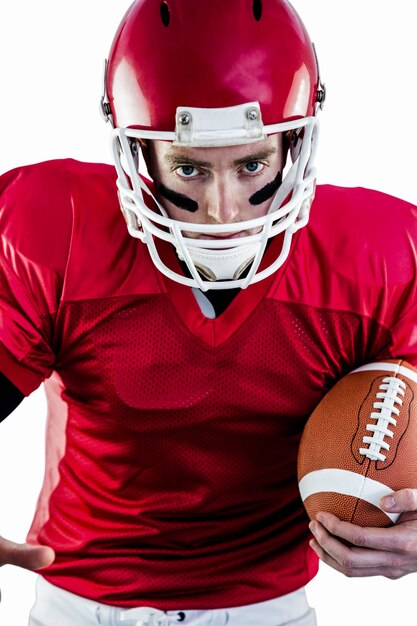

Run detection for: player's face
[[146, 134, 286, 238]]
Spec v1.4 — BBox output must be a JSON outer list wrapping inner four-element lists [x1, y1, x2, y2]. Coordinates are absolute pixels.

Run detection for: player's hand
[[0, 536, 54, 603], [0, 535, 55, 571], [308, 488, 417, 579]]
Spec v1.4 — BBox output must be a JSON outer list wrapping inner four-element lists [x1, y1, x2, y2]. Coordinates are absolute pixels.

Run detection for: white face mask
[[109, 102, 320, 291]]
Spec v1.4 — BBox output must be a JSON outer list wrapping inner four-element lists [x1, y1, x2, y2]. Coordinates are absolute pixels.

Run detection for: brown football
[[298, 360, 417, 527]]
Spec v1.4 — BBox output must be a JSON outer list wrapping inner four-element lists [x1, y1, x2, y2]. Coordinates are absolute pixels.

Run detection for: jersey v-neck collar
[[155, 234, 294, 348]]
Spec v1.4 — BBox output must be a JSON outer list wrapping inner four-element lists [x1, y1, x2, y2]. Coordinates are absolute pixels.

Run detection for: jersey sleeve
[[370, 192, 417, 367], [385, 270, 417, 367], [335, 187, 417, 368], [293, 186, 417, 369], [0, 161, 73, 395]]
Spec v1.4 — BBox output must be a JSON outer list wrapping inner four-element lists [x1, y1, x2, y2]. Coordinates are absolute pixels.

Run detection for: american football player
[[1, 1, 417, 625]]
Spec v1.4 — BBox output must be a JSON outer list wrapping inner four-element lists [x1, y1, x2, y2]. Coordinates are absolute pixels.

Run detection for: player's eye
[[176, 165, 199, 178], [242, 161, 264, 174]]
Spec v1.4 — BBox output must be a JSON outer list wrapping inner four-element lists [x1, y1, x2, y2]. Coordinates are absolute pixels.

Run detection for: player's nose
[[205, 180, 241, 224]]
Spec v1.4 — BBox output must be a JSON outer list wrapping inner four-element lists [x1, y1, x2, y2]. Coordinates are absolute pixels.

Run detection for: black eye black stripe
[[158, 183, 199, 213], [157, 170, 283, 214], [249, 171, 282, 206]]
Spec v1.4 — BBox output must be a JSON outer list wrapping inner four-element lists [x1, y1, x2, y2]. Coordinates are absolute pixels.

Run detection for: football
[[298, 360, 417, 527]]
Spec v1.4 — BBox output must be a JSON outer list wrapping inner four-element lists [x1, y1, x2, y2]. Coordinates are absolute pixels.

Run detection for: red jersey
[[0, 159, 416, 609]]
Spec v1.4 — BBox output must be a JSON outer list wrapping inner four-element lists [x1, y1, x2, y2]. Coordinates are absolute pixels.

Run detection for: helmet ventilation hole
[[160, 2, 171, 27], [252, 0, 262, 21]]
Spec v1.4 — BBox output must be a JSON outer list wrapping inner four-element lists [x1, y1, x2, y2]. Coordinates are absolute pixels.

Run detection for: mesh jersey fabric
[[0, 159, 417, 609]]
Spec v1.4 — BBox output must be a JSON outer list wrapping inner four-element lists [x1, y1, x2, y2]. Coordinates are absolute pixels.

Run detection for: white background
[[0, 1, 416, 625]]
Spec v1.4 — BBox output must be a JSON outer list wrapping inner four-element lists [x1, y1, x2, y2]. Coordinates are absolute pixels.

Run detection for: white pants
[[28, 577, 316, 626]]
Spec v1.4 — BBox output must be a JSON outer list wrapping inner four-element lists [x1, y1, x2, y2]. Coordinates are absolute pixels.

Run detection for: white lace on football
[[359, 376, 406, 462]]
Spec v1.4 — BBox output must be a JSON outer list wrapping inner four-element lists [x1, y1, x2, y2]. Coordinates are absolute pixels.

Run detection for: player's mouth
[[201, 231, 247, 240]]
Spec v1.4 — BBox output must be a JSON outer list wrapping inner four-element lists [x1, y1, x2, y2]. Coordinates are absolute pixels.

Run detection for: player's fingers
[[313, 512, 414, 553], [0, 537, 55, 571], [310, 521, 374, 568], [309, 539, 406, 579], [309, 519, 410, 568]]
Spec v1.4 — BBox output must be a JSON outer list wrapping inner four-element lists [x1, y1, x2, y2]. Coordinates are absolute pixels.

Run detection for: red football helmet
[[102, 0, 325, 290]]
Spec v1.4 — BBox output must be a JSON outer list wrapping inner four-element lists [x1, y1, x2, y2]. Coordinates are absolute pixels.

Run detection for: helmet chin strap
[[180, 243, 259, 281]]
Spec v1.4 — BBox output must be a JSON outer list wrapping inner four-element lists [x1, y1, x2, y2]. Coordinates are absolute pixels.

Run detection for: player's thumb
[[0, 536, 55, 571], [381, 488, 417, 513]]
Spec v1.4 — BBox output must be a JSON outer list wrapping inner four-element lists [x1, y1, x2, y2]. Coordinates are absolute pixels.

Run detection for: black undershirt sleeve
[[0, 371, 25, 422]]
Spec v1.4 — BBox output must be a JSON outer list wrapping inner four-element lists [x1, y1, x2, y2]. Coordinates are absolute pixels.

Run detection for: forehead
[[150, 133, 283, 168]]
